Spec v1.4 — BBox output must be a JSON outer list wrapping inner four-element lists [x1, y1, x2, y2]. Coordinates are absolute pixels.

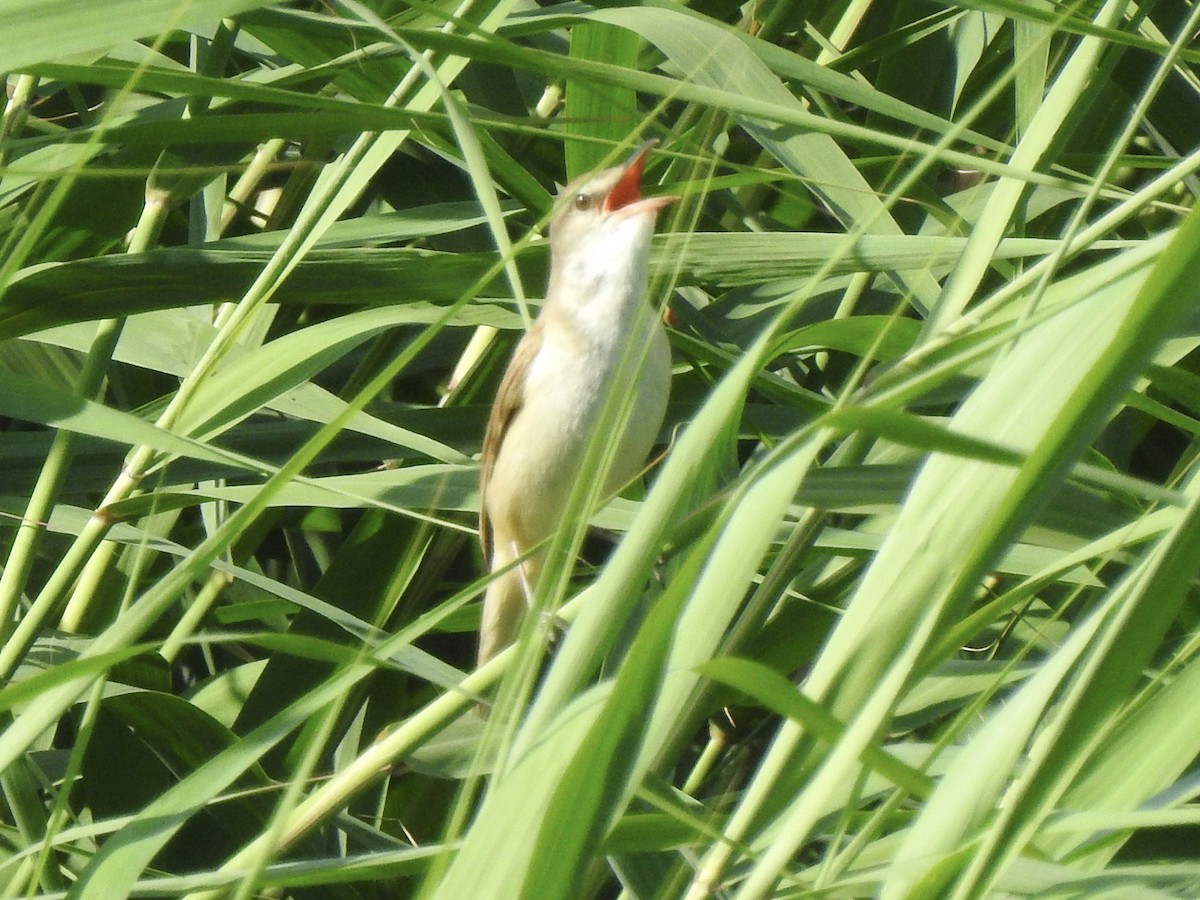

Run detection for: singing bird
[[477, 141, 676, 667]]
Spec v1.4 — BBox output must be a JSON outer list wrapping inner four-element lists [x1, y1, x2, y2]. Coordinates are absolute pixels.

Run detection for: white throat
[[547, 210, 657, 348]]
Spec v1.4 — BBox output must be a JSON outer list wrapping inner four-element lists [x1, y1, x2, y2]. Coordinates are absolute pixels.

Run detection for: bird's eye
[[573, 193, 590, 211]]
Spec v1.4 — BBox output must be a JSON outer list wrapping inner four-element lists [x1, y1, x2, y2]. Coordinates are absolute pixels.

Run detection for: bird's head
[[547, 140, 677, 305]]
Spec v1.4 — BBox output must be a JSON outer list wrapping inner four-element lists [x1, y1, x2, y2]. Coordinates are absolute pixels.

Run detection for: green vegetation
[[3, 0, 1200, 896]]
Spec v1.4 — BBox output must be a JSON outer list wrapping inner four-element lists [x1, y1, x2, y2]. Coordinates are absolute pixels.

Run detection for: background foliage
[[3, 0, 1200, 897]]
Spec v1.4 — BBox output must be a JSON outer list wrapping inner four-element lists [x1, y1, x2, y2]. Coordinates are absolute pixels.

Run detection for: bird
[[476, 140, 676, 668]]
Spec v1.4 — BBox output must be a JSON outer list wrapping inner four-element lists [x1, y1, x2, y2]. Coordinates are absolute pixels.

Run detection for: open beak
[[603, 138, 678, 215]]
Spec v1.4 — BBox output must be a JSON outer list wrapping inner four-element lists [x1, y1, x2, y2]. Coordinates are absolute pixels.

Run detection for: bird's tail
[[477, 563, 528, 668]]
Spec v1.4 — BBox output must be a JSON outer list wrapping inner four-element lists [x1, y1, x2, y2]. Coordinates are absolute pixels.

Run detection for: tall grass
[[2, 0, 1200, 897]]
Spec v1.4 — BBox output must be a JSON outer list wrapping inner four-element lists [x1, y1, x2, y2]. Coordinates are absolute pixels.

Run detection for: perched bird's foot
[[539, 610, 568, 645]]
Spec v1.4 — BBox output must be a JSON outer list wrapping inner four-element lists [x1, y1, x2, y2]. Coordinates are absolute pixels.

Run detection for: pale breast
[[485, 316, 669, 549]]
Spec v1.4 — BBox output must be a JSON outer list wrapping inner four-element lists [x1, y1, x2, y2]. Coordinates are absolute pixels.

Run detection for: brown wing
[[479, 322, 544, 563]]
